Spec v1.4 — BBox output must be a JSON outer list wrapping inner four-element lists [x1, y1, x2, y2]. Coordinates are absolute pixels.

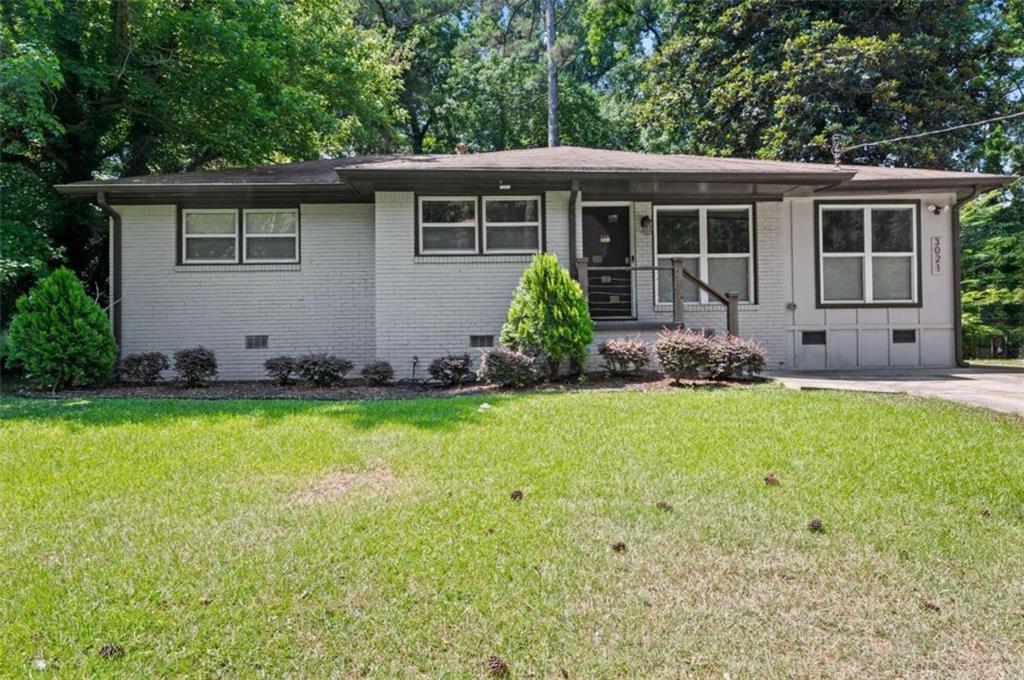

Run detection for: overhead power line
[[830, 110, 1024, 163]]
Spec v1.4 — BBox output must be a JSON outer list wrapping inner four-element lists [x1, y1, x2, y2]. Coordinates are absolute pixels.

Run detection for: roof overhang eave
[[333, 168, 858, 186]]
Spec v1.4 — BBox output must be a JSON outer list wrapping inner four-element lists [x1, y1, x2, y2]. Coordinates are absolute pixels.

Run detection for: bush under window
[[296, 353, 352, 386], [478, 347, 539, 387], [174, 347, 218, 386], [264, 356, 298, 385], [118, 352, 169, 385], [428, 353, 472, 386], [597, 339, 649, 375], [6, 267, 118, 390], [361, 360, 394, 386], [655, 329, 766, 382]]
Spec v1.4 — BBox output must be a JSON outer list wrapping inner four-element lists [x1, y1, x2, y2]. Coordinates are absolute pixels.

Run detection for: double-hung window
[[655, 206, 754, 304], [418, 197, 478, 254], [182, 209, 238, 263], [243, 209, 299, 263], [817, 204, 917, 305], [483, 196, 541, 253]]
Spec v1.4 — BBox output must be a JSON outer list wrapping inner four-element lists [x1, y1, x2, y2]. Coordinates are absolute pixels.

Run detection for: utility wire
[[830, 110, 1024, 163]]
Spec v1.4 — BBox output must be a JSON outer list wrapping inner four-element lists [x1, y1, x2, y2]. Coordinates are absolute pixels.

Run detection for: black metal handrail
[[577, 258, 740, 334]]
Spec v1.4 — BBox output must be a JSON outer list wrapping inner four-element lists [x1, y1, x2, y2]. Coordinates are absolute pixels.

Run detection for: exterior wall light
[[640, 215, 652, 233]]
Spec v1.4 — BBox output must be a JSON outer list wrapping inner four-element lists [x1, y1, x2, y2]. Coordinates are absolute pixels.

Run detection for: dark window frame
[[414, 192, 547, 257], [813, 199, 922, 309], [650, 201, 759, 305], [176, 205, 302, 266]]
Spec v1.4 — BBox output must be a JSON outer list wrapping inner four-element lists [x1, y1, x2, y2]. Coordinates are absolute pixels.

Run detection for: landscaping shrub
[[361, 360, 394, 386], [597, 338, 649, 375], [264, 356, 298, 385], [478, 347, 540, 387], [653, 329, 716, 381], [296, 353, 352, 386], [428, 353, 472, 386], [655, 330, 767, 381], [500, 253, 593, 377], [6, 267, 118, 390], [117, 352, 169, 385], [174, 347, 218, 386], [707, 335, 767, 379]]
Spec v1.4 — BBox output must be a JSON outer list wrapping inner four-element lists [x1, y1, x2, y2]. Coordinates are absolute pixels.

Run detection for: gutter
[[568, 180, 580, 277], [95, 192, 122, 352], [951, 185, 984, 367]]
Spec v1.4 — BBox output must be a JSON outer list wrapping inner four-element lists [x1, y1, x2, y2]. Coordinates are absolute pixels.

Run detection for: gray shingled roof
[[55, 145, 1015, 193]]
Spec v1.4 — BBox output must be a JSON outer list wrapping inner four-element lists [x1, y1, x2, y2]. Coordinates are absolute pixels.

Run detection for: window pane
[[657, 257, 699, 303], [822, 256, 864, 300], [871, 209, 913, 252], [185, 237, 235, 261], [422, 199, 475, 224], [246, 211, 297, 234], [486, 225, 538, 250], [246, 237, 296, 261], [821, 209, 864, 252], [486, 199, 538, 223], [185, 211, 235, 235], [872, 256, 912, 300], [656, 210, 699, 254], [708, 257, 750, 300], [422, 226, 476, 251], [707, 209, 750, 253]]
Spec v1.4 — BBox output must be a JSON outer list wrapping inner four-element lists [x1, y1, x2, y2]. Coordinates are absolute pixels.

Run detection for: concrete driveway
[[770, 366, 1024, 416]]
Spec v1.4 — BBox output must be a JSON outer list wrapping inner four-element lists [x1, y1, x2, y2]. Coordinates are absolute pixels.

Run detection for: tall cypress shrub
[[500, 253, 593, 377], [7, 267, 117, 390]]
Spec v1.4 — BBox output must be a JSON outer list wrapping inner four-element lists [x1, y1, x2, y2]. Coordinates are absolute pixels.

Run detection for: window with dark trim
[[418, 197, 478, 254], [817, 203, 918, 305], [243, 209, 298, 263], [802, 330, 827, 345], [483, 196, 541, 253], [182, 209, 238, 263], [892, 329, 917, 344], [654, 205, 754, 304]]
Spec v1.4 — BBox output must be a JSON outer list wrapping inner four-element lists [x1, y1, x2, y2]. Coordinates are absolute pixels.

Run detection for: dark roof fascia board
[[55, 182, 350, 195], [822, 178, 1016, 192]]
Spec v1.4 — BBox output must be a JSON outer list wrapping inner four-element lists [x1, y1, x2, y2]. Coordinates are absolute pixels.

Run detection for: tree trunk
[[545, 0, 558, 147]]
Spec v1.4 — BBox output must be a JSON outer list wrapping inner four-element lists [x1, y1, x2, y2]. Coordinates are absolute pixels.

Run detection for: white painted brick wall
[[374, 191, 571, 378], [117, 203, 375, 380]]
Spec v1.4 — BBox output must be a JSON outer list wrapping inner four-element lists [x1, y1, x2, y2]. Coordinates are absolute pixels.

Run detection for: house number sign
[[930, 236, 942, 275]]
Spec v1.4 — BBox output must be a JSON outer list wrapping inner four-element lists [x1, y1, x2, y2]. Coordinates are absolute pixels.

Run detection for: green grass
[[2, 386, 1023, 677], [968, 357, 1024, 368]]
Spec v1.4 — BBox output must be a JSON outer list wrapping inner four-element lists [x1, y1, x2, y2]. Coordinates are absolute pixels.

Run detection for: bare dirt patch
[[293, 467, 399, 503]]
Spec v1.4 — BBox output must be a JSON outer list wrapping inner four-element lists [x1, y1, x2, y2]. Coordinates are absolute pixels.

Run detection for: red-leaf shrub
[[264, 356, 298, 385], [174, 347, 218, 386], [296, 353, 352, 386], [428, 353, 472, 386], [597, 338, 649, 375], [655, 329, 766, 381], [654, 329, 715, 381], [117, 352, 169, 385], [478, 347, 539, 387], [707, 334, 767, 378], [361, 360, 394, 386]]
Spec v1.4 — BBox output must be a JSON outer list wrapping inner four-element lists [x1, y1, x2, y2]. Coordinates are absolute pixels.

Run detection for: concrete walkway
[[770, 366, 1024, 417]]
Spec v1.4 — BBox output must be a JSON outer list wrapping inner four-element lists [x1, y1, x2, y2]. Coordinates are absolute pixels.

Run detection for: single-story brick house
[[57, 146, 1014, 379]]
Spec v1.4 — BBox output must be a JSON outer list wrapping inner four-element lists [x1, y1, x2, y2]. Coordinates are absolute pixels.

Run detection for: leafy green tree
[[593, 0, 1011, 166], [7, 267, 117, 390], [501, 253, 593, 377], [1, 0, 402, 323]]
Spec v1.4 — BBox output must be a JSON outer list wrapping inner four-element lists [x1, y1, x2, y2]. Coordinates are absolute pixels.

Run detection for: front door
[[582, 204, 633, 319]]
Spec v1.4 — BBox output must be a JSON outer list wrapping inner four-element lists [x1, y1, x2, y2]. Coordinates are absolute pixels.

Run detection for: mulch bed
[[10, 372, 762, 401]]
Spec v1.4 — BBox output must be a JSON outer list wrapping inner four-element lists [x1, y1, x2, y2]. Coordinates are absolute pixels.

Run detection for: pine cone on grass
[[487, 654, 509, 676]]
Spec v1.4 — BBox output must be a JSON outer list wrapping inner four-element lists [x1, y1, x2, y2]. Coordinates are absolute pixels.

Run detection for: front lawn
[[2, 387, 1022, 676]]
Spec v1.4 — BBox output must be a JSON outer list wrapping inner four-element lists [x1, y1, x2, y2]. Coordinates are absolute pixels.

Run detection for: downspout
[[95, 192, 122, 353], [568, 179, 580, 278], [952, 185, 982, 367]]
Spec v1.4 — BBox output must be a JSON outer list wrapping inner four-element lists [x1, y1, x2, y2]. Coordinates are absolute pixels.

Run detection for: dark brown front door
[[582, 205, 633, 319]]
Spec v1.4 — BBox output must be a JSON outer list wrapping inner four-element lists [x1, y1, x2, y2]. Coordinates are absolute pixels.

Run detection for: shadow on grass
[[0, 393, 527, 432]]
